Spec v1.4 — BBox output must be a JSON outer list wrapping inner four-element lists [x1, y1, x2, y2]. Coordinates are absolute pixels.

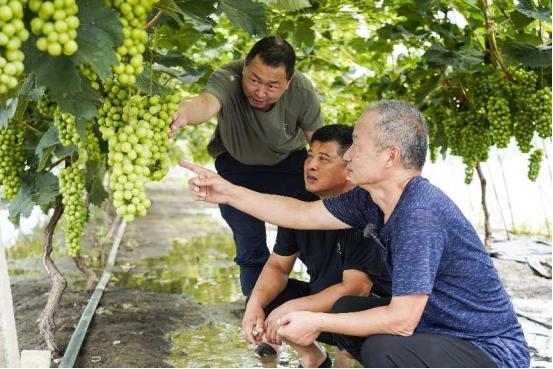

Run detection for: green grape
[[100, 79, 180, 222], [534, 87, 552, 139], [37, 91, 57, 117], [29, 0, 79, 57], [487, 96, 512, 148], [53, 106, 79, 147], [527, 149, 543, 182], [80, 64, 100, 90], [59, 158, 87, 256], [105, 0, 158, 86], [0, 0, 29, 93], [0, 119, 24, 199], [511, 68, 538, 153]]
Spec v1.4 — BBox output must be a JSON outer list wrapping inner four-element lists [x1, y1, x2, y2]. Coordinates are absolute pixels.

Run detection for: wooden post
[[0, 244, 21, 368]]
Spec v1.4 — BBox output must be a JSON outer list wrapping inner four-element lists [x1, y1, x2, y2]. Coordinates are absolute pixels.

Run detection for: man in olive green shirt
[[172, 36, 323, 295]]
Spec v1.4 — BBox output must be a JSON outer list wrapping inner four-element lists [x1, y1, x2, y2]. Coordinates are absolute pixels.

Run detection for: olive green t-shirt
[[204, 60, 323, 165]]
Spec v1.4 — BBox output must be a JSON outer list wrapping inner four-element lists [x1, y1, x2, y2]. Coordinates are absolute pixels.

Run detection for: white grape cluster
[[59, 155, 86, 256], [60, 121, 101, 256], [29, 0, 79, 56], [53, 106, 79, 146], [105, 0, 158, 86], [99, 83, 179, 222], [0, 0, 29, 93], [0, 119, 24, 199]]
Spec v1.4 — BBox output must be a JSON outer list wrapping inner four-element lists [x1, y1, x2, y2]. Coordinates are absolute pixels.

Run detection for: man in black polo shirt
[[242, 125, 391, 367]]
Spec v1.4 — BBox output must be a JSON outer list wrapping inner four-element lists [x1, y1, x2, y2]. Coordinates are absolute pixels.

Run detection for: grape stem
[[145, 10, 163, 30], [47, 156, 69, 171]]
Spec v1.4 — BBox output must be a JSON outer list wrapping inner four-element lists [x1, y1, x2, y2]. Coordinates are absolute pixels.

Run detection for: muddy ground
[[8, 173, 553, 367]]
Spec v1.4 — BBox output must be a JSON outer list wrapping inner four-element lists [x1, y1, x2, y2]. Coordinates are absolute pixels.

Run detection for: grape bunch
[[0, 119, 24, 199], [60, 121, 101, 256], [29, 0, 79, 56], [527, 149, 543, 182], [105, 0, 157, 86], [0, 0, 29, 93], [487, 96, 512, 148], [99, 81, 179, 222], [37, 91, 57, 117], [534, 87, 551, 139], [98, 79, 128, 131], [59, 156, 87, 256], [53, 106, 79, 147], [511, 68, 538, 153]]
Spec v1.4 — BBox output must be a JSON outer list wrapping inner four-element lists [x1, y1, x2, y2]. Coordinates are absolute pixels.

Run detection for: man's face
[[242, 55, 291, 111], [304, 140, 351, 198], [343, 111, 389, 186]]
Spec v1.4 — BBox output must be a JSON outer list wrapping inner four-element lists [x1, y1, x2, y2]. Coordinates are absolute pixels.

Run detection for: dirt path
[[11, 173, 245, 367]]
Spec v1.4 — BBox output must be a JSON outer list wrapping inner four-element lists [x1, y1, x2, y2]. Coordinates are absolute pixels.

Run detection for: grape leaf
[[220, 0, 267, 35], [85, 159, 108, 206], [0, 98, 17, 129], [35, 125, 60, 159], [75, 0, 123, 82], [8, 173, 59, 224]]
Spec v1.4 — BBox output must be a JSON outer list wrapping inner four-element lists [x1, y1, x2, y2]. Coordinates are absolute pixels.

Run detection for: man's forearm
[[288, 281, 370, 313], [315, 295, 427, 337], [248, 266, 289, 309], [226, 185, 344, 231], [179, 93, 220, 126]]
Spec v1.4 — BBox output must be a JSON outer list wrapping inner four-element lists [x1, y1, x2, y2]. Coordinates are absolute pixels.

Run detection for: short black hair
[[245, 36, 295, 80], [311, 124, 353, 156]]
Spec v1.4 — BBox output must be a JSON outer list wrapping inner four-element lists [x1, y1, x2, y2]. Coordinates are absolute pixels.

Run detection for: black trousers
[[330, 296, 497, 368], [215, 150, 312, 296]]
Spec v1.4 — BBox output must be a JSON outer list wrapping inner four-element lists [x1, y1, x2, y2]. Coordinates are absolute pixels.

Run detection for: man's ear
[[388, 146, 401, 166], [285, 73, 294, 89]]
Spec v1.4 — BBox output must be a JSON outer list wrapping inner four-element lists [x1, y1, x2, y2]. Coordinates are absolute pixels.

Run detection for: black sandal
[[254, 342, 278, 358]]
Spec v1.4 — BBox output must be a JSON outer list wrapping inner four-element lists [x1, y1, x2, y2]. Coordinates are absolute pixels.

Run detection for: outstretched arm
[[171, 93, 221, 133], [180, 161, 351, 231]]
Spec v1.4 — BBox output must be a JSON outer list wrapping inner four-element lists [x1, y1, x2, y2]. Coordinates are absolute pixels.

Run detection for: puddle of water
[[112, 233, 243, 305], [167, 322, 304, 368]]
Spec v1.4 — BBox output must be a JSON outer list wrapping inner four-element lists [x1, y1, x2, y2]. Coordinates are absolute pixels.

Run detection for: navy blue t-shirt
[[323, 177, 530, 368], [274, 227, 392, 296]]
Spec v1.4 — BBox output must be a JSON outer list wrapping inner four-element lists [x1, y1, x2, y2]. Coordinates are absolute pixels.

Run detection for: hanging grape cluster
[[0, 119, 24, 199], [425, 66, 551, 183], [59, 156, 86, 256], [98, 79, 179, 222], [53, 106, 79, 146], [0, 0, 29, 93], [28, 0, 80, 56], [527, 149, 543, 182], [105, 0, 157, 86], [59, 120, 102, 256]]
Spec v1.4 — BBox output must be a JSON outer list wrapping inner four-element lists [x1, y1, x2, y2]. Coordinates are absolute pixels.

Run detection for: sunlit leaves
[[220, 0, 267, 35]]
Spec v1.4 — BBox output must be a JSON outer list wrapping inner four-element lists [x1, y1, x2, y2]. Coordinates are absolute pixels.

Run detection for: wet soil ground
[[7, 173, 552, 367]]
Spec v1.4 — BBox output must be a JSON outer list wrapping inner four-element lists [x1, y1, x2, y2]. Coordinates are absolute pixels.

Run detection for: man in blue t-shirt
[[180, 100, 530, 368], [243, 125, 391, 367]]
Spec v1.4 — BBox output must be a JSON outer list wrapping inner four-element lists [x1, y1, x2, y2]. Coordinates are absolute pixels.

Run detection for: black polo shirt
[[274, 227, 392, 296]]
